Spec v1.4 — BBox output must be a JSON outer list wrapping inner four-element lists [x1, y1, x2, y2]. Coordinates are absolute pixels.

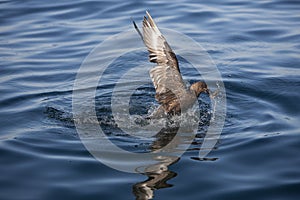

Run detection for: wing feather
[[134, 11, 187, 108]]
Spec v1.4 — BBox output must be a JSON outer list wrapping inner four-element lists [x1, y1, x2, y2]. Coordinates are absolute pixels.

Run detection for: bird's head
[[190, 81, 209, 97]]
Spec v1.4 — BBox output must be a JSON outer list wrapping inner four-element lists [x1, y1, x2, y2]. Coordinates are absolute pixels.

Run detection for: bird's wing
[[149, 65, 185, 106], [136, 11, 187, 106], [142, 11, 179, 71]]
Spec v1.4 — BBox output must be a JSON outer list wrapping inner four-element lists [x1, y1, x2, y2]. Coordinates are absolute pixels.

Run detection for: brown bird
[[133, 11, 208, 119]]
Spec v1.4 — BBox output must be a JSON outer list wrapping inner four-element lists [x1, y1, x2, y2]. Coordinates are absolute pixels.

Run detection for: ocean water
[[1, 0, 300, 199]]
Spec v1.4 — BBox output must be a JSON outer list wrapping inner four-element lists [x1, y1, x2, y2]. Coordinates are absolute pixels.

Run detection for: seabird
[[133, 11, 208, 119]]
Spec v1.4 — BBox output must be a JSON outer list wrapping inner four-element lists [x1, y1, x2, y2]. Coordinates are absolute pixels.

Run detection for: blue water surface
[[1, 0, 300, 199]]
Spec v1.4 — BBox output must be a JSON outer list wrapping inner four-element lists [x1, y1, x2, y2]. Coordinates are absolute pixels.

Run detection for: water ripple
[[1, 0, 300, 199]]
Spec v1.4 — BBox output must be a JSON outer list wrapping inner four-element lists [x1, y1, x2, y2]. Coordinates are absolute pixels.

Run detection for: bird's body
[[133, 11, 208, 119]]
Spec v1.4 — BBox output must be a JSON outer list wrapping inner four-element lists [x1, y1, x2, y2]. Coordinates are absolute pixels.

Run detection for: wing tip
[[132, 17, 143, 40], [146, 10, 150, 17], [144, 10, 157, 28]]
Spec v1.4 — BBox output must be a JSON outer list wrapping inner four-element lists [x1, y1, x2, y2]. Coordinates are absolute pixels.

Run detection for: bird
[[132, 11, 209, 119]]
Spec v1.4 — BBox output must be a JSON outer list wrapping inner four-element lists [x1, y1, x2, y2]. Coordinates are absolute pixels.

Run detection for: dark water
[[1, 0, 300, 199]]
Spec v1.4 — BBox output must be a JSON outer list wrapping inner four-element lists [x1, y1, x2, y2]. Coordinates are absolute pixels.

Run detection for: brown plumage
[[133, 11, 208, 118]]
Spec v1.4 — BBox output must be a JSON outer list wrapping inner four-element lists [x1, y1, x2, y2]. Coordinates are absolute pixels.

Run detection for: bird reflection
[[132, 127, 181, 200]]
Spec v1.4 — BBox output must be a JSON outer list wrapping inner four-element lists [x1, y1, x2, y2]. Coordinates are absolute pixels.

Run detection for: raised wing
[[133, 11, 187, 108], [142, 11, 179, 71]]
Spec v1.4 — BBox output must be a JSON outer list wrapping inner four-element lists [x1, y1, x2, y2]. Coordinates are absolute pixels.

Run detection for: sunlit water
[[1, 0, 300, 199]]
